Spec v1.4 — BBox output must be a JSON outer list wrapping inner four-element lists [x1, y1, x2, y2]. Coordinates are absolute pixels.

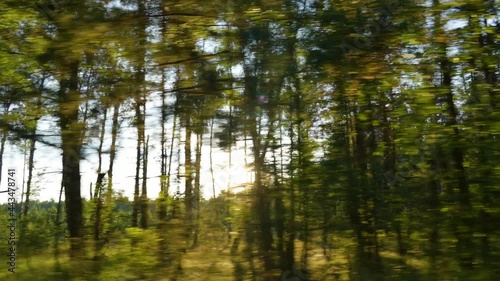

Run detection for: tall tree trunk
[[293, 74, 311, 270], [431, 0, 473, 268], [167, 101, 178, 195], [108, 104, 120, 184], [132, 0, 147, 229], [93, 109, 107, 260], [192, 131, 202, 247], [272, 139, 286, 269], [157, 67, 169, 269], [245, 75, 274, 277], [53, 179, 64, 274], [59, 60, 84, 257], [184, 117, 193, 236], [209, 116, 216, 198], [441, 56, 473, 270], [227, 104, 233, 191], [159, 67, 168, 221], [140, 135, 149, 229], [354, 113, 378, 260], [21, 131, 37, 217], [132, 99, 143, 228], [105, 103, 120, 238], [157, 33, 170, 265], [285, 88, 296, 271]]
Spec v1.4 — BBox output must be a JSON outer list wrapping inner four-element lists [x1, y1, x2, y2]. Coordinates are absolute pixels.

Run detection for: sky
[[0, 94, 254, 204]]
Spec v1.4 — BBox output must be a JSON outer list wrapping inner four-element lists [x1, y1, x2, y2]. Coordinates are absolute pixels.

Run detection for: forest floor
[[1, 232, 433, 281]]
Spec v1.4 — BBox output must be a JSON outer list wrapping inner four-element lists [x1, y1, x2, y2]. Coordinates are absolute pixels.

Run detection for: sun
[[201, 148, 254, 198]]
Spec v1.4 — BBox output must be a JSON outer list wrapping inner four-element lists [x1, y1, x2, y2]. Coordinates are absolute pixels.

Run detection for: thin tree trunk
[[108, 104, 120, 181], [272, 141, 286, 269], [285, 96, 296, 271], [192, 131, 202, 247], [133, 0, 147, 229], [157, 21, 170, 264], [97, 109, 106, 172], [209, 116, 215, 198], [19, 140, 27, 219], [184, 118, 193, 232], [159, 67, 168, 221], [104, 103, 119, 245], [293, 79, 311, 270], [93, 109, 107, 199], [53, 179, 64, 273], [140, 135, 149, 229], [22, 132, 37, 217], [245, 74, 274, 277], [92, 173, 105, 262], [227, 104, 232, 191], [132, 99, 143, 228], [166, 102, 178, 194], [93, 109, 107, 259]]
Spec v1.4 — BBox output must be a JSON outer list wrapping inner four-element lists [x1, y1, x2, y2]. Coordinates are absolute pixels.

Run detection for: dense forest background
[[0, 0, 499, 280]]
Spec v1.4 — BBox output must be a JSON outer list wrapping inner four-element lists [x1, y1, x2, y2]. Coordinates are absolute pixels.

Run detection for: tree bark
[[192, 131, 202, 246], [184, 117, 193, 231], [140, 135, 149, 229], [58, 60, 84, 257], [132, 98, 143, 228], [22, 133, 37, 217]]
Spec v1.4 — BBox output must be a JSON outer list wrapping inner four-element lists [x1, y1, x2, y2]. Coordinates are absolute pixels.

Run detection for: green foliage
[[0, 0, 498, 280]]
